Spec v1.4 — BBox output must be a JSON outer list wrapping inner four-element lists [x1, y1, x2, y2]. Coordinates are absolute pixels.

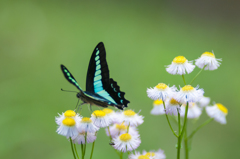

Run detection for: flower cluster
[[147, 52, 227, 124], [55, 108, 145, 154]]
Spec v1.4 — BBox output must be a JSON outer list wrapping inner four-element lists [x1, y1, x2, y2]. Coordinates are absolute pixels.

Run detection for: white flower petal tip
[[195, 52, 221, 70], [121, 110, 144, 127], [112, 133, 141, 152], [180, 102, 202, 119], [106, 123, 139, 138], [206, 103, 227, 124], [174, 85, 204, 103], [197, 96, 211, 108], [150, 99, 166, 115], [165, 98, 181, 116], [55, 110, 82, 138], [147, 83, 177, 101], [91, 110, 111, 128], [72, 132, 96, 144], [166, 56, 195, 75], [77, 117, 99, 133]]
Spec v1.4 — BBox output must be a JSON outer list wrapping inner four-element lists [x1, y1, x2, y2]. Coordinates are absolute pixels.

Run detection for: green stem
[[182, 75, 187, 85], [188, 118, 213, 140], [177, 102, 189, 159], [74, 144, 80, 159], [81, 144, 83, 159], [190, 65, 206, 85], [120, 152, 123, 159], [69, 137, 77, 159], [184, 128, 189, 159], [177, 108, 181, 159], [163, 101, 178, 137], [83, 132, 87, 159], [90, 141, 95, 159]]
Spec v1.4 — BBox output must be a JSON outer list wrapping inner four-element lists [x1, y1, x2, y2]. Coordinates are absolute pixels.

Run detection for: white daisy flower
[[91, 110, 111, 128], [174, 85, 204, 103], [180, 102, 202, 119], [143, 149, 166, 159], [120, 110, 144, 127], [112, 133, 141, 152], [197, 96, 210, 108], [129, 151, 153, 159], [72, 131, 96, 144], [102, 108, 118, 124], [56, 117, 80, 138], [151, 99, 165, 115], [166, 56, 195, 75], [147, 83, 177, 101], [106, 122, 139, 138], [165, 98, 181, 115], [55, 110, 81, 125], [77, 117, 99, 133], [205, 103, 228, 124], [195, 51, 221, 70]]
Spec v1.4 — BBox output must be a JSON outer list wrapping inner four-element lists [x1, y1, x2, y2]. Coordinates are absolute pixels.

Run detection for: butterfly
[[60, 42, 130, 110]]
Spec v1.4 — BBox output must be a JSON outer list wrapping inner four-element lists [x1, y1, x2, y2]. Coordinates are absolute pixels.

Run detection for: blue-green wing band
[[60, 64, 82, 91]]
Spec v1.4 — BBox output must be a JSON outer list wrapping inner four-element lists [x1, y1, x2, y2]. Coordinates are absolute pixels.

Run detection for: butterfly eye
[[76, 93, 81, 98]]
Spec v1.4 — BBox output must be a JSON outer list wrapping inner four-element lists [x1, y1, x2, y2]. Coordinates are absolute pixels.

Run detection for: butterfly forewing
[[60, 64, 82, 91], [86, 42, 109, 93]]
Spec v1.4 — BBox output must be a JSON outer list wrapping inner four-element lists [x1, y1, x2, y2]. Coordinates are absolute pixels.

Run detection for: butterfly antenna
[[61, 88, 78, 93]]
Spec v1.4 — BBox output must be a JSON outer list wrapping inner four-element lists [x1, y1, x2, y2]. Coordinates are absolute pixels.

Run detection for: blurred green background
[[1, 0, 239, 159]]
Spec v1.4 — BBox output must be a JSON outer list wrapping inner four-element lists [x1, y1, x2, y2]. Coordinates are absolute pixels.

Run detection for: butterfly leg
[[74, 99, 80, 111], [75, 102, 86, 113], [88, 104, 93, 113]]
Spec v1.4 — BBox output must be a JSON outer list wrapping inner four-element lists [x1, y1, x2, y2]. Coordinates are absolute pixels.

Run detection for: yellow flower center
[[202, 52, 215, 58], [153, 99, 163, 105], [182, 85, 194, 92], [81, 117, 92, 123], [170, 98, 179, 105], [216, 103, 228, 114], [64, 110, 76, 117], [138, 155, 150, 159], [119, 133, 131, 142], [102, 108, 114, 114], [62, 118, 76, 126], [173, 56, 187, 64], [123, 110, 136, 116], [155, 83, 168, 90], [145, 152, 155, 157], [116, 123, 127, 131], [92, 110, 106, 118]]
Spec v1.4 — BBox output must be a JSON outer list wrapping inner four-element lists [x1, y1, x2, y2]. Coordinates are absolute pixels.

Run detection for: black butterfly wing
[[86, 42, 109, 93], [86, 42, 129, 109], [106, 78, 130, 109], [60, 64, 82, 91]]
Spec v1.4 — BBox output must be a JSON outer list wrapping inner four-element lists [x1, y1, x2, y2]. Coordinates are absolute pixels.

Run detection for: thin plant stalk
[[90, 141, 95, 159], [182, 75, 187, 85], [177, 102, 189, 159], [69, 137, 77, 159], [74, 144, 80, 159], [163, 101, 178, 137], [188, 118, 214, 140], [190, 65, 206, 85]]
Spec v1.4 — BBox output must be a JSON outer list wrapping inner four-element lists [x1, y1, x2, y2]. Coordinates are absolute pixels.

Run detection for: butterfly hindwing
[[106, 78, 130, 108], [86, 42, 109, 93], [60, 64, 82, 91]]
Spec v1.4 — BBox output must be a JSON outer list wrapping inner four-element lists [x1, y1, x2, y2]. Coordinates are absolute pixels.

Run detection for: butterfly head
[[76, 92, 82, 98]]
